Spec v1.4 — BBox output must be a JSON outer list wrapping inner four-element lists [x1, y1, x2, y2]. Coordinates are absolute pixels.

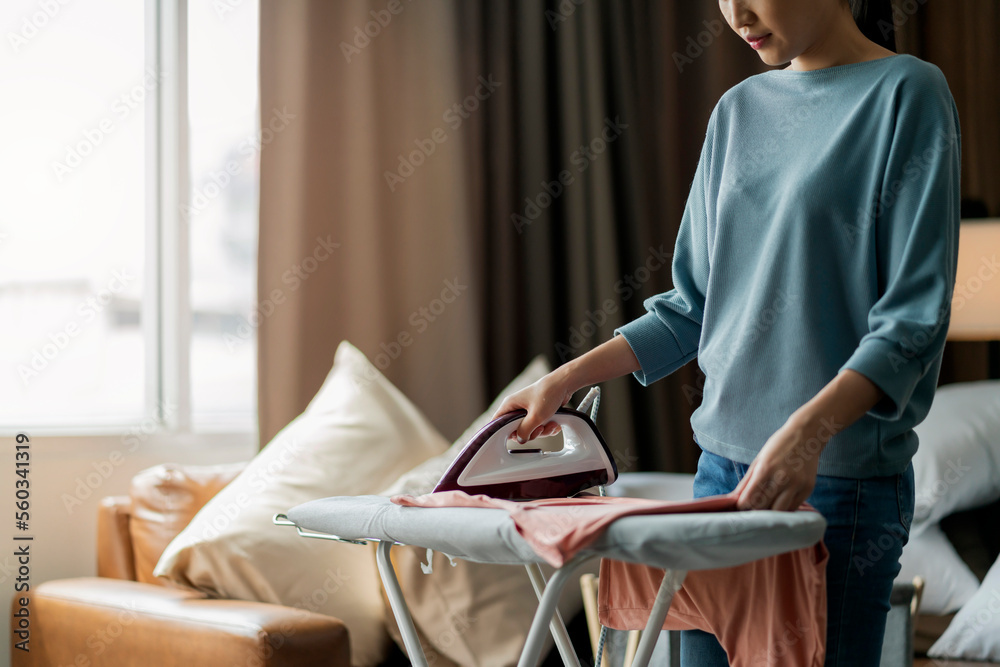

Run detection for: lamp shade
[[948, 219, 1000, 341]]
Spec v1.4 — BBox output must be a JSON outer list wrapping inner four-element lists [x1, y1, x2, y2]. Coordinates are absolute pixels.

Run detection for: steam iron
[[433, 387, 618, 500]]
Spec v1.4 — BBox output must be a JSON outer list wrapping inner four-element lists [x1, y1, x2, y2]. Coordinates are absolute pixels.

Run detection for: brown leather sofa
[[10, 462, 352, 667]]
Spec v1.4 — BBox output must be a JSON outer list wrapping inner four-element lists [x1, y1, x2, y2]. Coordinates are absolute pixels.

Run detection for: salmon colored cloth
[[391, 490, 742, 567], [392, 490, 828, 666], [600, 542, 828, 667]]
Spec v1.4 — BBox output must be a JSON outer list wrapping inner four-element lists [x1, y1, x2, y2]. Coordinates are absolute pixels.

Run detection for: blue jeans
[[680, 447, 914, 666]]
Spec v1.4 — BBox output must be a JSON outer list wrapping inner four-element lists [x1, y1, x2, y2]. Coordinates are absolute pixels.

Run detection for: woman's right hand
[[491, 369, 578, 444], [491, 335, 641, 444]]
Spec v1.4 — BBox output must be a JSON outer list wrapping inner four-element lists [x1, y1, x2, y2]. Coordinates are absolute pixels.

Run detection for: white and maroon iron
[[433, 387, 618, 500]]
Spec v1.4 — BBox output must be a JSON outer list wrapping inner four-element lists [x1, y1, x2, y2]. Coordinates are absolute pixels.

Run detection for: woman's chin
[[756, 50, 790, 67]]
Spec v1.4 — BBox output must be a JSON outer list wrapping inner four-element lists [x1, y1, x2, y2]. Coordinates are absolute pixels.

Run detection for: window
[[187, 0, 259, 423], [0, 0, 259, 432]]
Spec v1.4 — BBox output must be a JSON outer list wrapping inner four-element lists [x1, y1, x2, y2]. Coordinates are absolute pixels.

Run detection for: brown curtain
[[894, 1, 1000, 385], [258, 1, 998, 470], [448, 1, 765, 474], [258, 0, 486, 445]]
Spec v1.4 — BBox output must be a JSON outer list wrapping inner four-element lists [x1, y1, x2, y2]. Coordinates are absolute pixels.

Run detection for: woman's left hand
[[733, 418, 824, 511]]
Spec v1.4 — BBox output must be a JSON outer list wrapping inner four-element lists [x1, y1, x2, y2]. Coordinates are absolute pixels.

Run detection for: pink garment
[[392, 490, 828, 666], [391, 490, 741, 567], [600, 544, 828, 667]]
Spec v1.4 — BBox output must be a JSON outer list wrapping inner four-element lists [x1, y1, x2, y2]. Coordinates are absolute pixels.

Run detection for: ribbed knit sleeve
[[614, 114, 715, 386], [839, 67, 961, 421]]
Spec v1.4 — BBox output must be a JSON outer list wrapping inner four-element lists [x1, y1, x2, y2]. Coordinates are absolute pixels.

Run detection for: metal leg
[[517, 555, 594, 667], [629, 569, 687, 667], [524, 564, 582, 667], [667, 630, 682, 667], [376, 541, 428, 667]]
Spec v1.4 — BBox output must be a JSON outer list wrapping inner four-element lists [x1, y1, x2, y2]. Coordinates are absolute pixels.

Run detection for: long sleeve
[[613, 114, 715, 386], [839, 67, 961, 421], [605, 55, 959, 476]]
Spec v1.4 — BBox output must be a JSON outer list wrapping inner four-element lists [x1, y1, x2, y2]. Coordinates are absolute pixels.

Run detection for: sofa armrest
[[97, 496, 136, 581], [11, 578, 350, 667]]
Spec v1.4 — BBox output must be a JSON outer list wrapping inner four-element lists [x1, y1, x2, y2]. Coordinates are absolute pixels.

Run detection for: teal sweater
[[615, 54, 961, 478]]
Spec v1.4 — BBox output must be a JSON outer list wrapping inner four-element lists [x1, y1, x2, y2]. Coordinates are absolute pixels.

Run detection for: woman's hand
[[734, 369, 879, 511], [733, 417, 825, 511], [491, 335, 641, 444], [491, 369, 577, 444]]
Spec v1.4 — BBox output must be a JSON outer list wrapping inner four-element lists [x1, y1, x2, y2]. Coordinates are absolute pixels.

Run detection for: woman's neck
[[788, 9, 895, 72]]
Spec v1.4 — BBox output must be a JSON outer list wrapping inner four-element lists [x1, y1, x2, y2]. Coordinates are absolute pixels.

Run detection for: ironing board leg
[[376, 540, 428, 667], [629, 568, 687, 667], [524, 564, 582, 667], [517, 555, 594, 667]]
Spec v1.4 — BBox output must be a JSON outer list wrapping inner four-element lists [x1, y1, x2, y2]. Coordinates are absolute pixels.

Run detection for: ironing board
[[274, 495, 826, 667]]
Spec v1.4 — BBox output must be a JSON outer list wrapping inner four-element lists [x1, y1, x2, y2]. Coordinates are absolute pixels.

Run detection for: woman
[[494, 0, 961, 664]]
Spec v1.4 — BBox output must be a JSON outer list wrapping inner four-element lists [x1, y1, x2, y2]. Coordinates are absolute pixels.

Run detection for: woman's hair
[[848, 0, 897, 52]]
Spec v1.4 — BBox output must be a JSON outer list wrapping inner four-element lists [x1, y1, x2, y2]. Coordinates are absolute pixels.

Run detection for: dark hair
[[849, 0, 897, 52]]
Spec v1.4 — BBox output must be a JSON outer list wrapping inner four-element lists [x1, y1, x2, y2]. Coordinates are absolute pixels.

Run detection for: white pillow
[[911, 381, 1000, 532], [895, 523, 980, 614], [154, 341, 450, 667], [929, 554, 1000, 661], [378, 356, 596, 667]]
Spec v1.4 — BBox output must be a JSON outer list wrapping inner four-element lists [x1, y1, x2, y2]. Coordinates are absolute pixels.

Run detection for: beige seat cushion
[[154, 341, 450, 667]]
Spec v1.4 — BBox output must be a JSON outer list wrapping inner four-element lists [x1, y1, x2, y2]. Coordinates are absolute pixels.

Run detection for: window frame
[[1, 0, 257, 443]]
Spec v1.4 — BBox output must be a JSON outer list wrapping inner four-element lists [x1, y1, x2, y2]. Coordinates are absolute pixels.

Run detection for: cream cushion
[[911, 380, 1000, 532], [895, 523, 980, 614], [154, 341, 450, 667], [378, 356, 594, 666], [929, 554, 1000, 661]]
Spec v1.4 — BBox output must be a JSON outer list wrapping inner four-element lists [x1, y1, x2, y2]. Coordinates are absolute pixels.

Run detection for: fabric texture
[[680, 447, 914, 667], [385, 489, 826, 666], [388, 490, 825, 569], [154, 341, 450, 667], [392, 491, 747, 568], [614, 54, 961, 478], [598, 546, 828, 667]]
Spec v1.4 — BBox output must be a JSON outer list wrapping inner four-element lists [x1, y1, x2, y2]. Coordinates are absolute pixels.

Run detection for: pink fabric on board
[[390, 490, 741, 567], [391, 490, 828, 665]]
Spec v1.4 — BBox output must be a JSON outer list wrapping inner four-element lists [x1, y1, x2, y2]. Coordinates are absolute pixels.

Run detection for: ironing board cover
[[286, 495, 826, 571]]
